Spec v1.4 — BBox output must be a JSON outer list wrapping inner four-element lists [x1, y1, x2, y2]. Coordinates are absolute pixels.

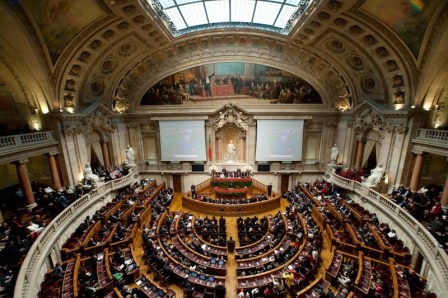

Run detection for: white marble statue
[[83, 162, 100, 184], [125, 145, 136, 166], [227, 140, 236, 162], [331, 144, 339, 165], [362, 163, 385, 186]]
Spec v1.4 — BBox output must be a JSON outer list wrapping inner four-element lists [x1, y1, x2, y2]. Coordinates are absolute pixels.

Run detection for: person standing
[[215, 282, 226, 298]]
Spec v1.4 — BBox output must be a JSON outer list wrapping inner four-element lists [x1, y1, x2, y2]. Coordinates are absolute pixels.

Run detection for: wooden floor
[[133, 193, 334, 298]]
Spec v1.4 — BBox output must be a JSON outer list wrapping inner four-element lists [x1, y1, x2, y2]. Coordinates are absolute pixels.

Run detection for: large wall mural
[[362, 0, 439, 57], [140, 63, 323, 105], [24, 0, 104, 64]]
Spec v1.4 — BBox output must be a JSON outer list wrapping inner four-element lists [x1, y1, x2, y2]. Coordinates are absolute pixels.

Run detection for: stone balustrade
[[14, 168, 138, 298], [0, 131, 56, 153], [330, 170, 448, 297], [414, 129, 448, 148]]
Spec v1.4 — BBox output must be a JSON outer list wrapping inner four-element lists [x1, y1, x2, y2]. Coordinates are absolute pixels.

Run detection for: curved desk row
[[182, 195, 280, 216]]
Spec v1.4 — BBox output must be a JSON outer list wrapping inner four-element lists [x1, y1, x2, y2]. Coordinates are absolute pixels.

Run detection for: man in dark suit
[[227, 236, 235, 252], [204, 72, 215, 97], [215, 281, 226, 298]]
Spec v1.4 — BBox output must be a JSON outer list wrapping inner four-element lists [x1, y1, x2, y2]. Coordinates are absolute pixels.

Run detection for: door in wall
[[172, 174, 182, 192], [281, 174, 289, 194]]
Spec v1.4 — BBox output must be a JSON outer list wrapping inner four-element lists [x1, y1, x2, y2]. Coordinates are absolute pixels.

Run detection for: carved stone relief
[[353, 108, 408, 139], [213, 103, 249, 132], [64, 111, 113, 136]]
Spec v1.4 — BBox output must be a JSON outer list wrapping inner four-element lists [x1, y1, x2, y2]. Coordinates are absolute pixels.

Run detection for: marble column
[[15, 159, 37, 210], [47, 153, 62, 190], [216, 136, 223, 161], [239, 136, 246, 162], [102, 141, 111, 167], [441, 158, 448, 206], [410, 151, 424, 192], [354, 139, 365, 169]]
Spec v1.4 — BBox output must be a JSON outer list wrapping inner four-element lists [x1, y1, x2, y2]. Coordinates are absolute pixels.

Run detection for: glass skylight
[[145, 0, 313, 36]]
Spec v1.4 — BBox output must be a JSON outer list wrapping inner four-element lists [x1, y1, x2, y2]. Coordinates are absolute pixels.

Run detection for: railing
[[0, 131, 56, 151], [14, 168, 137, 298], [414, 129, 448, 147], [329, 170, 448, 297]]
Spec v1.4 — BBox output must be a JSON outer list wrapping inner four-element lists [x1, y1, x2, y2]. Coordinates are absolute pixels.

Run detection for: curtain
[[91, 142, 104, 166], [88, 131, 104, 166], [361, 139, 375, 168], [361, 130, 380, 167]]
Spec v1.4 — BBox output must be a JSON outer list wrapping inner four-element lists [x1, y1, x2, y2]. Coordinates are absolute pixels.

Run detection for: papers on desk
[[125, 259, 132, 265], [136, 279, 143, 286], [118, 264, 125, 271], [97, 254, 104, 261]]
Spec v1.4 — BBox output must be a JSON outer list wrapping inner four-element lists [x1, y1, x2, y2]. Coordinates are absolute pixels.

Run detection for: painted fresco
[[24, 0, 104, 64], [140, 63, 323, 105], [362, 0, 439, 57]]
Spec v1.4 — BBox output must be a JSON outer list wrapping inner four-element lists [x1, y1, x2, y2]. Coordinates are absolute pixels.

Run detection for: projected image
[[140, 63, 322, 105], [255, 120, 304, 162], [159, 121, 206, 161]]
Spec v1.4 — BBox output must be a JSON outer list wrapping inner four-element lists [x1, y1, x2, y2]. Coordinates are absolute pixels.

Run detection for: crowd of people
[[0, 163, 129, 297], [195, 194, 268, 205], [38, 178, 174, 298], [389, 184, 447, 251], [336, 166, 447, 252], [194, 215, 227, 247]]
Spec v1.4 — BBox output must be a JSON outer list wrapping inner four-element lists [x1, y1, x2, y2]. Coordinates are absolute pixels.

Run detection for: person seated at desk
[[283, 271, 295, 288], [182, 280, 195, 296], [88, 237, 98, 247], [52, 263, 64, 279], [82, 280, 101, 297], [121, 284, 133, 297], [405, 269, 424, 292]]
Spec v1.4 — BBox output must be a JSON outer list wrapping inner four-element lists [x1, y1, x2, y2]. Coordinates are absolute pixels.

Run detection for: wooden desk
[[190, 232, 228, 259], [156, 236, 226, 291], [237, 239, 290, 270], [325, 250, 342, 284], [61, 254, 80, 298], [182, 195, 281, 216], [296, 276, 330, 297], [135, 274, 175, 298], [172, 235, 227, 276], [392, 262, 411, 298], [354, 258, 371, 297], [97, 252, 114, 295]]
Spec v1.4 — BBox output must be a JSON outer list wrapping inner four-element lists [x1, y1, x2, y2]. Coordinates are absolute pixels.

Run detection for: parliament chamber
[[0, 0, 448, 297]]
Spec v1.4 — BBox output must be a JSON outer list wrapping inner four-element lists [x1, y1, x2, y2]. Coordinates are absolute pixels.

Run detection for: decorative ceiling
[[143, 0, 314, 36], [0, 0, 447, 118]]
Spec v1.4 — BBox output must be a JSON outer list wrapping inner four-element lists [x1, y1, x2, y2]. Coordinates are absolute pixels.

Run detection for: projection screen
[[255, 120, 304, 162], [159, 120, 207, 162]]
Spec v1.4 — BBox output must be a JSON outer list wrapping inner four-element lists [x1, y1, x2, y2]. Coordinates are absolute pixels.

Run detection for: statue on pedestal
[[227, 140, 236, 162], [330, 144, 339, 165], [124, 145, 136, 166]]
